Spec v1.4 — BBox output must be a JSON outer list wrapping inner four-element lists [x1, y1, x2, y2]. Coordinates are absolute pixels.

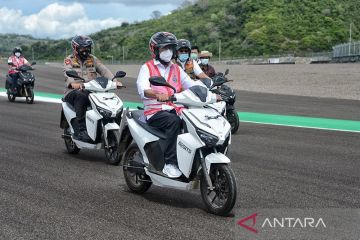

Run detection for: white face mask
[[159, 49, 173, 62], [201, 58, 209, 65], [15, 52, 21, 57]]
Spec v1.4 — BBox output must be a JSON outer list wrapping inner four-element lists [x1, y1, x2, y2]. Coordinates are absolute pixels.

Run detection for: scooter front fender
[[204, 153, 231, 174], [104, 122, 120, 141]]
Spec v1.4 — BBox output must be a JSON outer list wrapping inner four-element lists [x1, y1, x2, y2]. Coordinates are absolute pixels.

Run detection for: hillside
[[21, 0, 360, 61], [0, 34, 49, 57]]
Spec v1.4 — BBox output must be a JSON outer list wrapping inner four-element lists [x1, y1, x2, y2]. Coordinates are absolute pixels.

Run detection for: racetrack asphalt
[[0, 64, 359, 240]]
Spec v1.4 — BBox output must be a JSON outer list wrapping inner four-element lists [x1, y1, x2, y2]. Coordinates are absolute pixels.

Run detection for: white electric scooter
[[119, 76, 237, 216], [60, 70, 127, 165]]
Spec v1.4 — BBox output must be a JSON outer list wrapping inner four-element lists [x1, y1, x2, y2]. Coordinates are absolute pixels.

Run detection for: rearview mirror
[[31, 62, 36, 66], [114, 70, 126, 79], [149, 76, 176, 93], [65, 70, 83, 80], [225, 69, 229, 76]]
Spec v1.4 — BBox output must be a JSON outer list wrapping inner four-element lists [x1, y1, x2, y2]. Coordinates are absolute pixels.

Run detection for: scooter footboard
[[204, 153, 230, 174]]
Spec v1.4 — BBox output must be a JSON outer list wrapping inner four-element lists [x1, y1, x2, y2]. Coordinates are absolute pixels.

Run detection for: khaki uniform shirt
[[64, 54, 114, 95]]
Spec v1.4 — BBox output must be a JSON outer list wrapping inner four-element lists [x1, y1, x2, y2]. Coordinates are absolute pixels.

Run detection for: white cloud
[[0, 3, 123, 39]]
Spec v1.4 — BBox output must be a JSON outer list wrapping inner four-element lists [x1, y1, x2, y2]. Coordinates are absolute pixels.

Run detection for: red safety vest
[[8, 56, 27, 74], [143, 60, 183, 116]]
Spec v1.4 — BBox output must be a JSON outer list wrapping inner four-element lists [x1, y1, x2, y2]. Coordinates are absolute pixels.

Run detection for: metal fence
[[333, 41, 360, 58]]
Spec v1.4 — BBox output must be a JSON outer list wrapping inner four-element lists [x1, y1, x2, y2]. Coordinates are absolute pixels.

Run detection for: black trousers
[[8, 73, 19, 90], [64, 90, 90, 119], [147, 110, 181, 166]]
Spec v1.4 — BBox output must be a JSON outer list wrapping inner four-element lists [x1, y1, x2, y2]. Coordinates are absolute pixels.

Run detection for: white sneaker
[[162, 164, 182, 178]]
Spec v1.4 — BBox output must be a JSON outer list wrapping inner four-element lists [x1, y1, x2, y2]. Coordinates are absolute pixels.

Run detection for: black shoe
[[71, 118, 93, 143]]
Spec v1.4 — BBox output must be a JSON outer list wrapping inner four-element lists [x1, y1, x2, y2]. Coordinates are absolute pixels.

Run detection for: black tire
[[226, 110, 239, 134], [64, 127, 80, 154], [26, 88, 34, 104], [200, 164, 237, 216], [7, 93, 16, 102], [123, 143, 151, 193], [104, 131, 121, 165]]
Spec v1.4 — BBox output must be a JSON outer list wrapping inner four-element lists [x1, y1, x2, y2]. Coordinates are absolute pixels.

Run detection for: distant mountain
[[14, 0, 360, 61]]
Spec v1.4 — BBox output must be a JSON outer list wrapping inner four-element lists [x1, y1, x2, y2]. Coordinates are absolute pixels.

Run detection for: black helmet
[[149, 32, 177, 59], [13, 47, 22, 54], [71, 35, 93, 60], [176, 39, 191, 52]]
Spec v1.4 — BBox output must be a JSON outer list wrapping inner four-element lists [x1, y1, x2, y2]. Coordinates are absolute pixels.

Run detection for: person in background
[[7, 47, 30, 94], [191, 45, 201, 64], [199, 50, 216, 78], [175, 39, 209, 80]]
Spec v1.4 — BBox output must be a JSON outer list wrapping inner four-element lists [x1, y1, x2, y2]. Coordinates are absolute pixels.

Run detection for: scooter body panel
[[182, 108, 231, 145], [89, 92, 123, 118], [207, 101, 226, 114], [177, 133, 203, 178], [145, 170, 193, 190], [72, 139, 103, 149], [62, 102, 76, 133], [127, 118, 159, 164], [86, 109, 102, 141]]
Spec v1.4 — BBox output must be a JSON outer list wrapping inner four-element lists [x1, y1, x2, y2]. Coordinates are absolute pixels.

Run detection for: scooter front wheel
[[104, 131, 121, 165], [7, 93, 16, 102], [123, 143, 151, 193], [200, 164, 237, 216], [64, 128, 80, 154], [26, 88, 34, 104]]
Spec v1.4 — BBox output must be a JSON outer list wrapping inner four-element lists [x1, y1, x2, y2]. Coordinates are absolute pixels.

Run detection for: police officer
[[64, 35, 122, 142]]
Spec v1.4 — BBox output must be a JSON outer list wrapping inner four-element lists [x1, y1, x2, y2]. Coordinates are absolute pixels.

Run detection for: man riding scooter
[[64, 35, 123, 142], [136, 32, 220, 178], [7, 47, 30, 94]]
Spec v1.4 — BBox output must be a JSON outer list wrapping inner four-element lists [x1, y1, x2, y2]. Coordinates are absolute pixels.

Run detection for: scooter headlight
[[96, 106, 112, 119], [196, 129, 219, 147]]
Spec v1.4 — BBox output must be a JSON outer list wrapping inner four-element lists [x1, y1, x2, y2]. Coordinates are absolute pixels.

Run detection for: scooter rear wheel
[[123, 143, 151, 193], [64, 128, 80, 154], [200, 163, 237, 216]]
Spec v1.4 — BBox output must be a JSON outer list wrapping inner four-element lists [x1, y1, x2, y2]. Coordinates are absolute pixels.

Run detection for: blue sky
[[0, 0, 187, 39]]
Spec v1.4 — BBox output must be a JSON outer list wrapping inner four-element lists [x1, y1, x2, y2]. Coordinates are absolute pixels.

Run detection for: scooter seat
[[131, 110, 167, 139]]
